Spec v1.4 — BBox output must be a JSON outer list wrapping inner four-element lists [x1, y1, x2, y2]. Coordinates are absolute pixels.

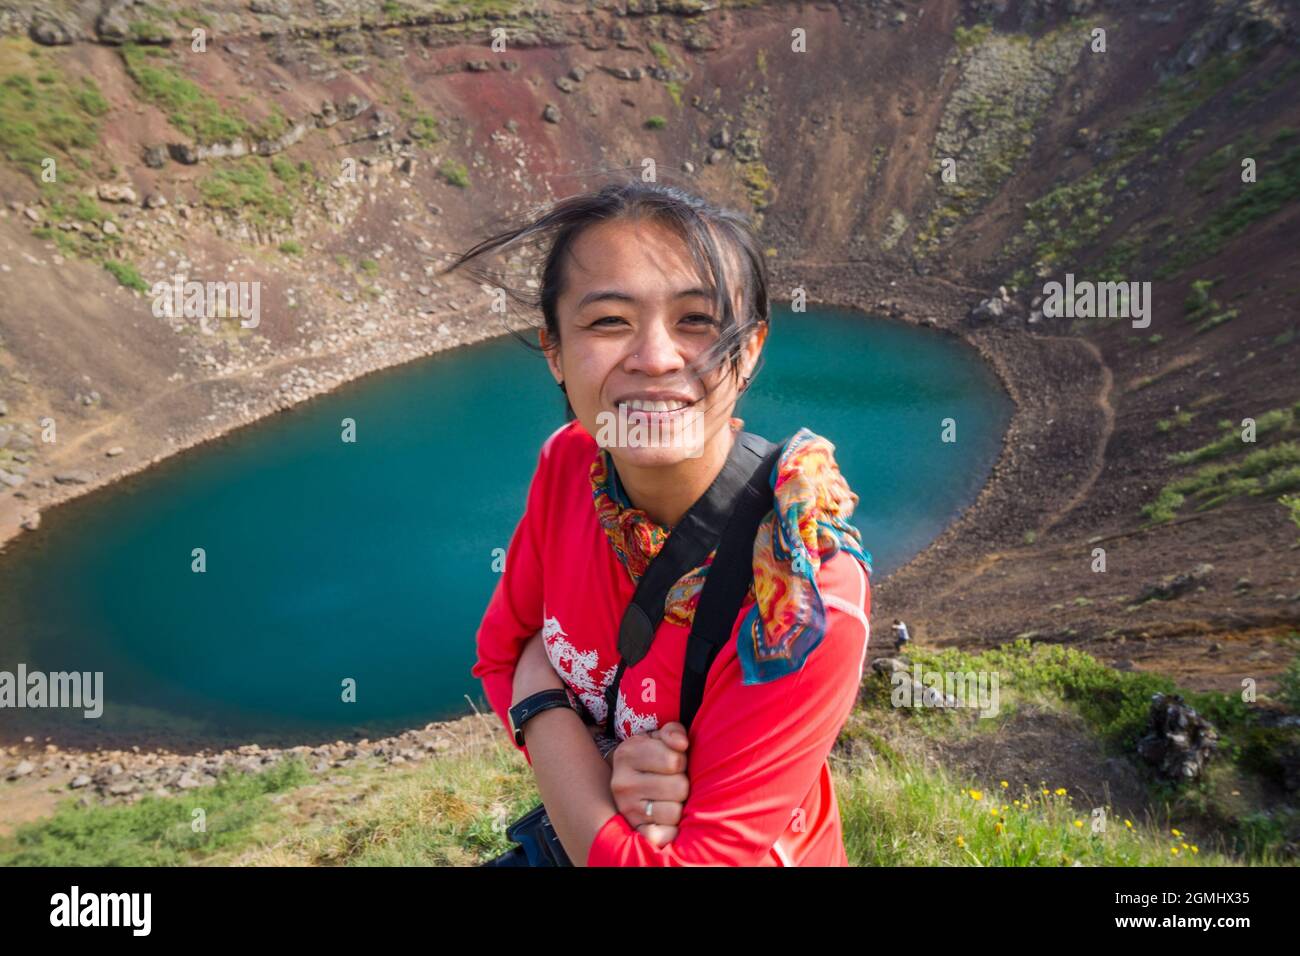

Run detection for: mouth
[[613, 394, 701, 424]]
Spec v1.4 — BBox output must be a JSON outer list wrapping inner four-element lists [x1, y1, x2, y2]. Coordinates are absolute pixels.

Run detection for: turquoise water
[[0, 306, 1011, 748]]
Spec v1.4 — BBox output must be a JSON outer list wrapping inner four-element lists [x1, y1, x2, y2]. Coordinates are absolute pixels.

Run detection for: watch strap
[[510, 688, 577, 746]]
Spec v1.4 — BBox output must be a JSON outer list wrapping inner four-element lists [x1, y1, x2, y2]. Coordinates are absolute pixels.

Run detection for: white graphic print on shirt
[[541, 611, 659, 740]]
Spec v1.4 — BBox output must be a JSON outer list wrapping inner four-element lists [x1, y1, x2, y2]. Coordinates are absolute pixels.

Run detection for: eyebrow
[[576, 286, 714, 309]]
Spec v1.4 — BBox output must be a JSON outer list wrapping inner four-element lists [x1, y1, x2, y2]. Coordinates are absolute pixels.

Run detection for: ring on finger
[[644, 799, 654, 820]]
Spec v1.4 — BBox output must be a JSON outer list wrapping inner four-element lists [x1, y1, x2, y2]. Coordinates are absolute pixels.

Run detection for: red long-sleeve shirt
[[472, 419, 871, 866]]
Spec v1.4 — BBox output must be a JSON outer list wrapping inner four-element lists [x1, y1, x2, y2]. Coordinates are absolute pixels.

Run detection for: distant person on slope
[[892, 618, 911, 654]]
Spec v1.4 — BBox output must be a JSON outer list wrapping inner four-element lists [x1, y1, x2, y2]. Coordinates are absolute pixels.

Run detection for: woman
[[446, 181, 872, 866]]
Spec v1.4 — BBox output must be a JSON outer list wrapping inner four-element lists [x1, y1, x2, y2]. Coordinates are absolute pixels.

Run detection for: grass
[[1157, 143, 1300, 277], [0, 38, 109, 183], [3, 637, 1296, 865], [741, 160, 773, 210], [1282, 495, 1300, 540], [1278, 646, 1300, 712], [1186, 134, 1260, 195], [878, 640, 1273, 768], [954, 23, 992, 52], [1178, 275, 1238, 335], [850, 640, 1298, 863], [1142, 405, 1300, 521], [198, 158, 299, 225], [1156, 410, 1195, 433], [1000, 48, 1267, 289], [270, 155, 313, 187], [644, 115, 666, 130], [408, 113, 440, 147], [837, 757, 1226, 865], [103, 259, 148, 292], [439, 159, 469, 188], [0, 758, 312, 866], [121, 43, 248, 143]]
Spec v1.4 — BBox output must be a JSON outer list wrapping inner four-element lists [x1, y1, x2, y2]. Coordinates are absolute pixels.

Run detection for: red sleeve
[[470, 427, 562, 765], [586, 553, 871, 866]]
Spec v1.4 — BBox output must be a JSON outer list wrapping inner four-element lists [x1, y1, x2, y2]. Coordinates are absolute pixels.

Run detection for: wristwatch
[[509, 687, 579, 747]]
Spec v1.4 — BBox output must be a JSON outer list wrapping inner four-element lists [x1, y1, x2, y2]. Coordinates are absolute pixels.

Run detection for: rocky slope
[[0, 0, 1298, 808]]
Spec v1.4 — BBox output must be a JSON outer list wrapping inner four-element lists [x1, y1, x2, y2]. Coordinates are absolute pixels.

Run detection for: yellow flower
[[1171, 828, 1182, 837], [1171, 847, 1180, 856], [969, 789, 983, 801], [1124, 819, 1133, 829], [1013, 800, 1021, 808], [1191, 845, 1199, 855], [1181, 842, 1189, 850], [1000, 780, 1009, 789], [994, 822, 1004, 834], [1041, 788, 1050, 796], [956, 835, 966, 848], [1074, 820, 1084, 828], [1054, 787, 1067, 796], [990, 807, 999, 817]]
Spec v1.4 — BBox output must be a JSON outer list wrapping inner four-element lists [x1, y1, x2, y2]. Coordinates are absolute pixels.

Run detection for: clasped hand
[[512, 629, 690, 848]]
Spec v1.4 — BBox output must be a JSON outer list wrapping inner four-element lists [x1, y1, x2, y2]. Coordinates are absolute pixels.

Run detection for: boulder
[[339, 94, 370, 121], [1135, 693, 1218, 782], [1136, 563, 1214, 603], [95, 3, 132, 44], [967, 296, 1006, 325], [250, 0, 293, 16], [167, 143, 200, 165], [30, 14, 76, 46], [603, 65, 644, 81], [53, 470, 93, 485]]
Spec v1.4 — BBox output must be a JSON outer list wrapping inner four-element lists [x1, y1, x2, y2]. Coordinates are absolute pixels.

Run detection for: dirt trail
[[1039, 337, 1116, 536]]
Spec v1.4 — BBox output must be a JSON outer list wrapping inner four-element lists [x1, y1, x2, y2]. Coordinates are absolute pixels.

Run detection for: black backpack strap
[[602, 430, 776, 737], [678, 434, 783, 734]]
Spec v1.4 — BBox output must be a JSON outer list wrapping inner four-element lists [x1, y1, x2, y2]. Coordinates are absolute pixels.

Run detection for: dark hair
[[437, 180, 770, 419]]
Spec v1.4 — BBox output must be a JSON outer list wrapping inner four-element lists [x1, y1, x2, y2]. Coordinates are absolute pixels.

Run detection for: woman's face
[[542, 218, 765, 471]]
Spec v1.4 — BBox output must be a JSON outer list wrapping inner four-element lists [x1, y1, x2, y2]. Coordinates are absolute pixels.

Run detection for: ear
[[539, 327, 563, 385], [741, 322, 767, 378]]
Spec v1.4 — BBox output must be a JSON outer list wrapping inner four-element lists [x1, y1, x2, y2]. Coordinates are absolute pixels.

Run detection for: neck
[[610, 427, 736, 529]]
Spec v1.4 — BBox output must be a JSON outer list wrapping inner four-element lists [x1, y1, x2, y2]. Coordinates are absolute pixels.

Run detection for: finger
[[653, 722, 690, 751], [611, 780, 689, 827], [626, 769, 690, 805], [615, 794, 685, 829], [610, 771, 688, 826], [620, 737, 687, 775]]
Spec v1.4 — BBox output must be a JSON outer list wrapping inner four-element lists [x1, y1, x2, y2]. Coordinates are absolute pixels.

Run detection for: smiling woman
[[440, 181, 874, 867]]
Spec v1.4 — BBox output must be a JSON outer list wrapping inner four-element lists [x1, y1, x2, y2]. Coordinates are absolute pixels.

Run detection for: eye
[[682, 313, 717, 327], [589, 314, 627, 328]]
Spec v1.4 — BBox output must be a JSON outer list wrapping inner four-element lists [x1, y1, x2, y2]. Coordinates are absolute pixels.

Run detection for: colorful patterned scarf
[[590, 420, 873, 685]]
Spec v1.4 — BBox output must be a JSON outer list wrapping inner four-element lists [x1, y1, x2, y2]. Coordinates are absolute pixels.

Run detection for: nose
[[624, 315, 686, 378]]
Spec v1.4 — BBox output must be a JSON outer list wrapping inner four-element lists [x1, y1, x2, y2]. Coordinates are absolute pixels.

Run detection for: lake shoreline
[[1, 267, 1095, 801]]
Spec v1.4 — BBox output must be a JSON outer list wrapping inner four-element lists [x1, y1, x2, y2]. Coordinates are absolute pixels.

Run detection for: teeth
[[624, 399, 688, 412]]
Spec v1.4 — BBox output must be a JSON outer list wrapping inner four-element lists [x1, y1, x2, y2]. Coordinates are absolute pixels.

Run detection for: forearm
[[521, 706, 620, 867]]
